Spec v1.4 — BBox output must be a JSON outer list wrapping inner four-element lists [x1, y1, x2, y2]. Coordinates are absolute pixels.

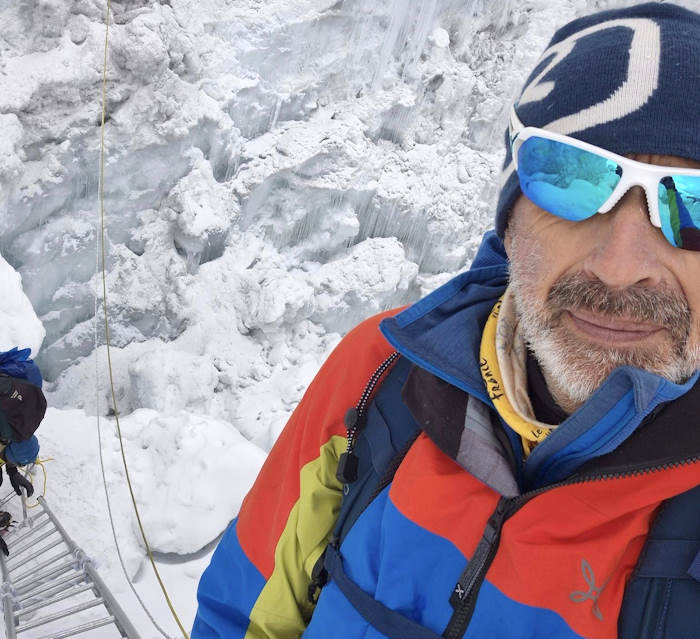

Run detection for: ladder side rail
[[0, 551, 17, 639], [83, 561, 143, 639], [20, 490, 27, 527]]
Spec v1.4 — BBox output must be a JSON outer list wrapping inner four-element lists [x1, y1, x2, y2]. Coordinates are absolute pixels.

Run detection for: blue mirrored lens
[[516, 136, 621, 221], [658, 175, 700, 251]]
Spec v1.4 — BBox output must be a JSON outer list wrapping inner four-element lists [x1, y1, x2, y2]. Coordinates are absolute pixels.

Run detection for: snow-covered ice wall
[[6, 0, 699, 517], [2, 0, 584, 450]]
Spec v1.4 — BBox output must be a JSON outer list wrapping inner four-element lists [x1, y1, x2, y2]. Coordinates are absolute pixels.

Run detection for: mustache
[[547, 273, 692, 333]]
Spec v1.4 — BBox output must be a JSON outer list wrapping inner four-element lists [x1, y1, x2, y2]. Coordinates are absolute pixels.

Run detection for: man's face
[[505, 153, 700, 413]]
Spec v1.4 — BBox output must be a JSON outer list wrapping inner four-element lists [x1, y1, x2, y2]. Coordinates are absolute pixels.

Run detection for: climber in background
[[0, 347, 46, 500]]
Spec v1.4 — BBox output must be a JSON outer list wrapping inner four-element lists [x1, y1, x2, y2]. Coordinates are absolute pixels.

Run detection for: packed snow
[[0, 254, 44, 355], [1, 0, 697, 636]]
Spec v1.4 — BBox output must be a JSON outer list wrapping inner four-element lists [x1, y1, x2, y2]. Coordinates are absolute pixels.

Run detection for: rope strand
[[23, 457, 52, 508], [97, 2, 189, 637]]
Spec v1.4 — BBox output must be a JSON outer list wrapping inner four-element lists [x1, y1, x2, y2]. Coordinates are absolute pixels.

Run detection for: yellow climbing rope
[[24, 457, 53, 508], [98, 3, 190, 637]]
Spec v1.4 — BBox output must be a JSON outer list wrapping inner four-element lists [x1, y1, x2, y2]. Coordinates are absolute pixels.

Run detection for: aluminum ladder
[[0, 493, 141, 639]]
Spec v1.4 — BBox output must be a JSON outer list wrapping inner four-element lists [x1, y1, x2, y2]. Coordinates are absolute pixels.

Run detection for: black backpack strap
[[619, 483, 700, 639], [323, 543, 443, 639], [635, 483, 700, 579], [636, 539, 700, 580]]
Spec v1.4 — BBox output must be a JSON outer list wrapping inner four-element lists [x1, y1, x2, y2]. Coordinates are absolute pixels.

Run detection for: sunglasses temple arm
[[509, 106, 525, 142]]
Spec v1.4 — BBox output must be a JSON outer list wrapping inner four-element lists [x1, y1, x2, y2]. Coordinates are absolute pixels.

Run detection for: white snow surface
[[0, 254, 45, 355], [1, 0, 697, 636]]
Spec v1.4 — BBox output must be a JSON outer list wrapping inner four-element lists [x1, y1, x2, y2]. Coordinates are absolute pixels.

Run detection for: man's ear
[[503, 195, 525, 258], [503, 216, 513, 258]]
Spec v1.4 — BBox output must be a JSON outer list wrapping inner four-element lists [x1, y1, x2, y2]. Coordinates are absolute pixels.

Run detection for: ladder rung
[[17, 572, 86, 604], [9, 538, 66, 575], [0, 491, 16, 509], [16, 597, 104, 633], [8, 526, 60, 560], [15, 561, 76, 595], [38, 615, 117, 639], [17, 583, 95, 617], [3, 516, 51, 547], [12, 549, 71, 584]]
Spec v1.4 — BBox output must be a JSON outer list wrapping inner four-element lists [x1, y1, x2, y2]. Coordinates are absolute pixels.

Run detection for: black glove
[[7, 465, 33, 497]]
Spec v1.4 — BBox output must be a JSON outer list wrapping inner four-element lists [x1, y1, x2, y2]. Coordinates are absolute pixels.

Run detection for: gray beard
[[508, 238, 700, 412]]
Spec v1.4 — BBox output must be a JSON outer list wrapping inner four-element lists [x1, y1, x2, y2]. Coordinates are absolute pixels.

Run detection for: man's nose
[[582, 186, 665, 289]]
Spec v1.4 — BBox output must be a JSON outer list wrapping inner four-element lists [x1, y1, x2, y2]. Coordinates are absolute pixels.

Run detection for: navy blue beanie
[[495, 2, 700, 238]]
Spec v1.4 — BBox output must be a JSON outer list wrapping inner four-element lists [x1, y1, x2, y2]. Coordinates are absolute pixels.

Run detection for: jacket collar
[[380, 231, 509, 404], [381, 231, 700, 487]]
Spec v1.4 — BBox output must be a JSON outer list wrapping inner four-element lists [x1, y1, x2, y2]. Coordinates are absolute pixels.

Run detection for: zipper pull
[[335, 351, 398, 487], [336, 451, 359, 483]]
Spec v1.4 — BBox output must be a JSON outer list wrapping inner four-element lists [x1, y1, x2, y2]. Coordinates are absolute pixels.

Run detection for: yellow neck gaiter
[[479, 289, 559, 457]]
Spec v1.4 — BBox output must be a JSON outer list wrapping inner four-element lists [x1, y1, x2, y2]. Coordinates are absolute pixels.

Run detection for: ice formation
[[4, 0, 549, 399]]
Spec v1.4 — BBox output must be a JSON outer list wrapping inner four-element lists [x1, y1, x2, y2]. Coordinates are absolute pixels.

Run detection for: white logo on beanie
[[519, 18, 661, 136]]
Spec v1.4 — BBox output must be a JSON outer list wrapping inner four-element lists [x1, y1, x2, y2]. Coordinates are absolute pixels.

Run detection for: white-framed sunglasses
[[509, 107, 700, 251]]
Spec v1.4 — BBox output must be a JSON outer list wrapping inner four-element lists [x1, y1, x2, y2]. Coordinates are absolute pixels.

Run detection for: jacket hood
[[380, 231, 509, 404]]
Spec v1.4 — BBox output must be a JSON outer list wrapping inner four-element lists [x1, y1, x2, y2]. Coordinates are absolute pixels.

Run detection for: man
[[193, 3, 700, 638]]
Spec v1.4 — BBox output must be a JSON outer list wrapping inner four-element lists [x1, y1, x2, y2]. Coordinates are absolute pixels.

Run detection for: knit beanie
[[495, 2, 700, 238]]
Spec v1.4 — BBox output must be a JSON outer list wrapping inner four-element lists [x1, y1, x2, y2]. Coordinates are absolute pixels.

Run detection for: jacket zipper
[[443, 454, 700, 639], [336, 351, 399, 485], [307, 351, 401, 605]]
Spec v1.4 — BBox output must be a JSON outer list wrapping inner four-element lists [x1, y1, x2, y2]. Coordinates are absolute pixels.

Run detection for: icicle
[[401, 0, 438, 82], [371, 0, 410, 91]]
